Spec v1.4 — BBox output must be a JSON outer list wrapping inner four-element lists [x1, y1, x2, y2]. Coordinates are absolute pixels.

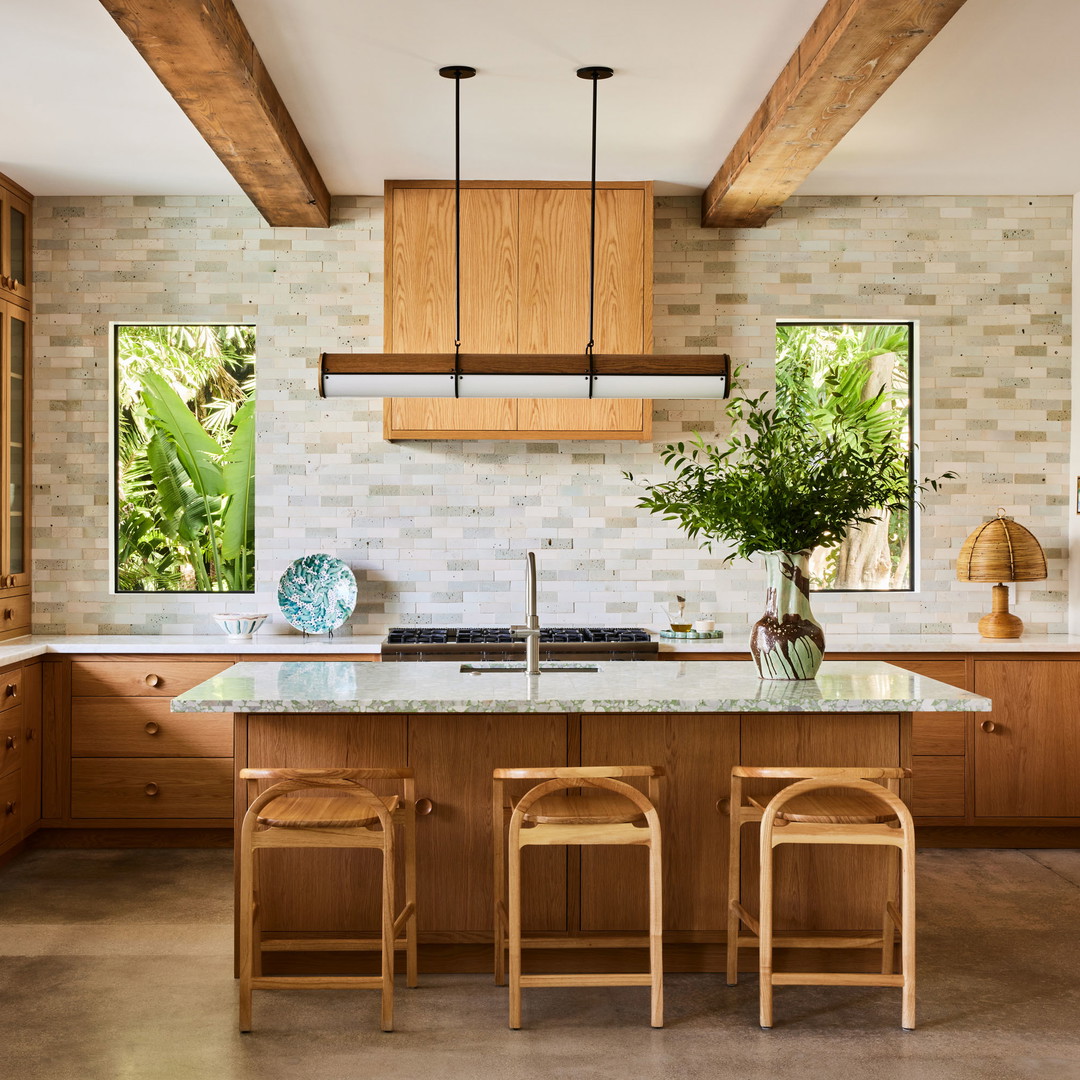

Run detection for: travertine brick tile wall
[[31, 194, 1070, 636]]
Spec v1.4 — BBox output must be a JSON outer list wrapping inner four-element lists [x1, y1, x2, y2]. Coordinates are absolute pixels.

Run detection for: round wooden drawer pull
[[4, 735, 15, 750], [716, 797, 730, 815], [5, 683, 17, 698], [144, 783, 160, 797], [4, 801, 14, 816], [3, 609, 13, 620], [144, 722, 161, 736], [980, 720, 997, 733], [144, 674, 162, 688], [415, 798, 434, 816]]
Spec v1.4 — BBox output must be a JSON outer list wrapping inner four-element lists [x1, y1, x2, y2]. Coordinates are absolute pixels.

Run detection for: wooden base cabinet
[[973, 660, 1080, 819], [580, 713, 738, 933], [0, 661, 41, 863], [236, 708, 908, 975]]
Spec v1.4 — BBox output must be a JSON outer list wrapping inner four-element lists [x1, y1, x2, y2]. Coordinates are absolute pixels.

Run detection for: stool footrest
[[737, 933, 887, 949], [260, 936, 411, 952], [516, 934, 652, 950], [770, 972, 906, 988], [519, 973, 654, 988], [250, 976, 384, 990]]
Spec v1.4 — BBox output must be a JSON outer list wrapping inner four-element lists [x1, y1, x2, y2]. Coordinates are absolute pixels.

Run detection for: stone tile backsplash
[[31, 194, 1071, 637]]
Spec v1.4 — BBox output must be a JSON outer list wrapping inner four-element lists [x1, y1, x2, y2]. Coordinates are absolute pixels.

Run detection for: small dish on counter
[[213, 613, 269, 640]]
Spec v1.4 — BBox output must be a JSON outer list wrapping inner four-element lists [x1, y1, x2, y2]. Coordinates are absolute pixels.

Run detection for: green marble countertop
[[170, 659, 991, 715]]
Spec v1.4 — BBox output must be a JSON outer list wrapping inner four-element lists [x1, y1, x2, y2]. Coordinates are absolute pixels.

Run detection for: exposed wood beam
[[100, 0, 331, 227], [701, 0, 968, 229]]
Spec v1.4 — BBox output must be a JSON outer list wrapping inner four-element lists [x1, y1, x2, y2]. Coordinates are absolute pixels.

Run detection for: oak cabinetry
[[409, 713, 568, 935], [883, 657, 970, 820], [0, 173, 31, 304], [0, 296, 30, 626], [383, 180, 653, 441], [579, 713, 739, 933], [0, 172, 31, 627], [972, 660, 1080, 819], [0, 661, 40, 861], [66, 658, 237, 826]]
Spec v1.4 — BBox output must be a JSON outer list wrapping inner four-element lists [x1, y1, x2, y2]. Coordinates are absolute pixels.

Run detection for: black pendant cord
[[439, 65, 476, 398], [577, 67, 613, 399]]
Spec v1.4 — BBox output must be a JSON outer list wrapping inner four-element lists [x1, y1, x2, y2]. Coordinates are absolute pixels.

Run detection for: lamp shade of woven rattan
[[956, 514, 1047, 583]]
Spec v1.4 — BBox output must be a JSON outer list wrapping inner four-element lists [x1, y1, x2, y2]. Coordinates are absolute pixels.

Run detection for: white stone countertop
[[170, 659, 991, 715], [0, 632, 1076, 671], [0, 634, 383, 666], [657, 632, 1080, 654]]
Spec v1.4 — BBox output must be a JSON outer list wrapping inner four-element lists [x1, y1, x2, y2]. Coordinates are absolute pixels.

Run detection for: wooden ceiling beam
[[100, 0, 331, 227], [701, 0, 968, 229]]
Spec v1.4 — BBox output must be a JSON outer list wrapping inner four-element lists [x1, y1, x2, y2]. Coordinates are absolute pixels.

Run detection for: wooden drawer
[[72, 699, 233, 757], [71, 758, 234, 819], [0, 706, 22, 777], [0, 666, 21, 712], [71, 660, 234, 698], [912, 713, 966, 756], [884, 658, 968, 689], [912, 756, 966, 818], [0, 594, 30, 635], [0, 769, 20, 846]]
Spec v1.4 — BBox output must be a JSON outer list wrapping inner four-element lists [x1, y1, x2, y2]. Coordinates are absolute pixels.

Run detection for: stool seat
[[523, 792, 646, 826], [256, 793, 400, 830], [749, 787, 898, 825]]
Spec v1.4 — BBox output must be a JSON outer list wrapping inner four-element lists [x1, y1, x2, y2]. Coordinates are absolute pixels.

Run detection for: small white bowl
[[213, 613, 269, 640]]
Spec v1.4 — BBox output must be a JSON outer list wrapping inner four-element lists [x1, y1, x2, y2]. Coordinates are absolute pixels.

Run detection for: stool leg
[[508, 837, 523, 1029], [882, 845, 898, 975], [901, 837, 916, 1030], [759, 837, 775, 1029], [726, 808, 741, 986], [250, 850, 263, 979], [493, 781, 507, 987], [405, 813, 418, 989], [238, 832, 256, 1033], [380, 834, 396, 1033], [648, 832, 664, 1028]]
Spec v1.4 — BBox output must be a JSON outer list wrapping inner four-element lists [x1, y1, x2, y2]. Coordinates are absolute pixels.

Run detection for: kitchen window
[[776, 321, 915, 591], [113, 324, 255, 593]]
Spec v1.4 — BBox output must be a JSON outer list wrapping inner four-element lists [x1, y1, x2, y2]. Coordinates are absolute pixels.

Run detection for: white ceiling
[[3, 0, 1080, 200]]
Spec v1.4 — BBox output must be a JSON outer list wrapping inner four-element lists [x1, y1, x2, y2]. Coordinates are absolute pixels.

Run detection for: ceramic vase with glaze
[[749, 551, 825, 680]]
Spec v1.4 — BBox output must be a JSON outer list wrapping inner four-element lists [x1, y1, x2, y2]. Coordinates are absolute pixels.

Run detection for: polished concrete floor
[[1, 847, 1079, 1080]]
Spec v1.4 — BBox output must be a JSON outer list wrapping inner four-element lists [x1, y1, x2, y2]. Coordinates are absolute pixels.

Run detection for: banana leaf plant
[[116, 327, 255, 592]]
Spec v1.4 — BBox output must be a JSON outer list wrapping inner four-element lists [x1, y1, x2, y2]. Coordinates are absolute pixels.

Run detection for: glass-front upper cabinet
[[0, 299, 30, 593], [0, 175, 31, 303]]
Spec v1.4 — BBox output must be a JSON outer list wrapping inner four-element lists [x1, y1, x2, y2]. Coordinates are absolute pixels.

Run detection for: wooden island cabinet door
[[579, 713, 740, 932], [974, 660, 1080, 818], [244, 714, 408, 934], [408, 713, 567, 935], [739, 713, 901, 931]]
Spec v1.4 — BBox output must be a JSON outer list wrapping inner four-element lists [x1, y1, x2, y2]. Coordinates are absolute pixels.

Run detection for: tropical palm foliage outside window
[[115, 325, 256, 592], [776, 322, 914, 591]]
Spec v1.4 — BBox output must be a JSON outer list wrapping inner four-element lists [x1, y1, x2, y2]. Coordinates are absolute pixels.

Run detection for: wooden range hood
[[319, 351, 730, 399]]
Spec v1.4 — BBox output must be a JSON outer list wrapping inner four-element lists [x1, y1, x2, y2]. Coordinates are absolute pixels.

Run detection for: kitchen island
[[174, 659, 990, 975]]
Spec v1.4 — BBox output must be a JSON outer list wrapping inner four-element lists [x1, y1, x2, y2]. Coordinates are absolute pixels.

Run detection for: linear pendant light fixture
[[320, 66, 730, 400]]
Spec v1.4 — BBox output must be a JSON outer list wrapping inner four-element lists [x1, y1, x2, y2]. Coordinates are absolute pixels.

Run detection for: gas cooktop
[[385, 627, 653, 645]]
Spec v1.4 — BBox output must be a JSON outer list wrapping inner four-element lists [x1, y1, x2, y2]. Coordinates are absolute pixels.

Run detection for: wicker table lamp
[[956, 509, 1047, 639]]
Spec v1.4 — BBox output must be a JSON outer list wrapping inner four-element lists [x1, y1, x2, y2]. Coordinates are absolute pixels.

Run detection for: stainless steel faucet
[[512, 551, 542, 674]]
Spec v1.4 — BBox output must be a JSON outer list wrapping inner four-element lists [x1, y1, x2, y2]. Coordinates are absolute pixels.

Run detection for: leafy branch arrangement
[[626, 337, 953, 568]]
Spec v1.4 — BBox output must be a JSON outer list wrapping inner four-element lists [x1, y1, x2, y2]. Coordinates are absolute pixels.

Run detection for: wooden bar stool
[[492, 766, 664, 1029], [237, 767, 418, 1033], [726, 766, 915, 1030]]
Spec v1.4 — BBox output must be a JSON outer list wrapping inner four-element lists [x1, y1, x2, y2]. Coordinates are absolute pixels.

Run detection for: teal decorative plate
[[277, 554, 357, 636]]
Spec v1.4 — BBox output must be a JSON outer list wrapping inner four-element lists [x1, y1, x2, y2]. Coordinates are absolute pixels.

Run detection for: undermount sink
[[460, 663, 599, 674]]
